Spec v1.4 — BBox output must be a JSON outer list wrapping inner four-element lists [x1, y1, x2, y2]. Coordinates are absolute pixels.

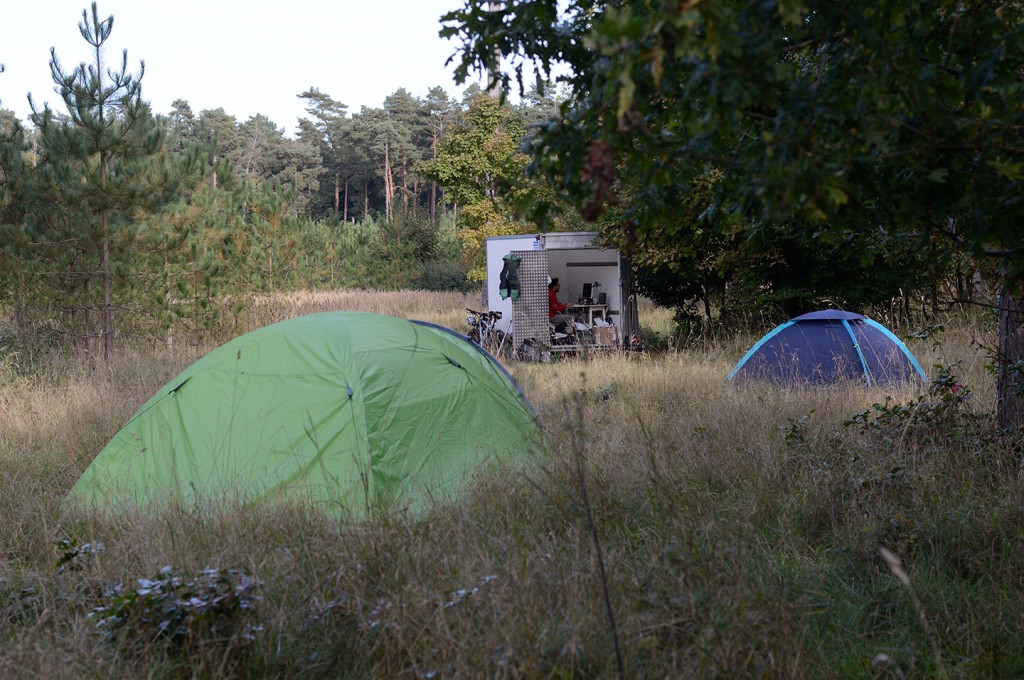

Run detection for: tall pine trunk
[[333, 172, 341, 216], [343, 175, 349, 223], [384, 142, 394, 223], [81, 277, 91, 355], [102, 230, 112, 362], [487, 1, 502, 98], [430, 123, 439, 223], [101, 143, 113, 362], [401, 161, 408, 217], [267, 246, 274, 291], [431, 180, 437, 223], [413, 177, 419, 219]]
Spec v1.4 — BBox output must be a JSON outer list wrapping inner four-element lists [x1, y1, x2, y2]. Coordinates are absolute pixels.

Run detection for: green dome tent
[[65, 312, 543, 517]]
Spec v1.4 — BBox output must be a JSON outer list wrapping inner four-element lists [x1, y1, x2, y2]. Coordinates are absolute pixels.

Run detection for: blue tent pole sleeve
[[726, 321, 795, 381], [863, 319, 928, 381], [841, 319, 872, 386]]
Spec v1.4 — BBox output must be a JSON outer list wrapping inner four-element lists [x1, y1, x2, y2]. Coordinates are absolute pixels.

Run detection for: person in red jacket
[[548, 278, 575, 331]]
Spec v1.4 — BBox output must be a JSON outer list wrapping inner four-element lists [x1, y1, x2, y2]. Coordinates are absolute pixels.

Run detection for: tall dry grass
[[0, 291, 1019, 678], [243, 288, 483, 332]]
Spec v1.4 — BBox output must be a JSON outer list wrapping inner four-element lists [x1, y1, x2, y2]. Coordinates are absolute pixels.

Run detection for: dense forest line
[[0, 4, 581, 358], [0, 3, 992, 364]]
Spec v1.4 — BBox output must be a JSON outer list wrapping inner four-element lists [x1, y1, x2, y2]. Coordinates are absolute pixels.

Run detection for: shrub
[[414, 258, 473, 292], [89, 565, 262, 652]]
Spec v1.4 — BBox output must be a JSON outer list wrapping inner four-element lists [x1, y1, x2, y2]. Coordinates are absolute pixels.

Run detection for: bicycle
[[465, 308, 512, 358]]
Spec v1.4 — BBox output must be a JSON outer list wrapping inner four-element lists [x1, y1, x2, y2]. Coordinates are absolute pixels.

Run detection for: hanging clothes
[[499, 252, 522, 300]]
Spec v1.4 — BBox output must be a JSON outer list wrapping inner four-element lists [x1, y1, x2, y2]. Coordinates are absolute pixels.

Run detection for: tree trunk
[[431, 179, 437, 223], [102, 212, 113, 362], [384, 142, 393, 223], [487, 1, 502, 98], [401, 161, 409, 217], [997, 287, 1024, 433], [343, 175, 349, 223], [333, 172, 341, 216], [81, 277, 90, 354], [413, 176, 419, 219], [431, 123, 439, 223], [242, 125, 260, 177]]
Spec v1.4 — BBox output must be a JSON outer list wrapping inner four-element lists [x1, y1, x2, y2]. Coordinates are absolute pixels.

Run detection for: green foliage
[[297, 88, 353, 220], [0, 109, 28, 226], [621, 170, 738, 326], [630, 200, 927, 332], [444, 0, 1024, 289], [19, 2, 207, 358], [781, 409, 815, 445], [1, 8, 580, 358], [55, 538, 104, 574], [138, 185, 235, 345], [0, 110, 32, 328], [292, 212, 474, 291], [418, 93, 534, 281], [89, 565, 261, 650], [414, 259, 472, 292], [844, 364, 980, 442]]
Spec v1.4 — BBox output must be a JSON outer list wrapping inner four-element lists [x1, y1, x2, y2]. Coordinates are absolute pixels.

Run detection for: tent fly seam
[[841, 319, 872, 386]]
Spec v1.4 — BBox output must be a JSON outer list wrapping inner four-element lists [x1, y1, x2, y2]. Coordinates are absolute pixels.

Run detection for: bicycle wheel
[[487, 329, 511, 359]]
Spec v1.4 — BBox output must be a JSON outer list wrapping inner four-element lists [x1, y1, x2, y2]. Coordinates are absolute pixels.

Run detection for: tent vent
[[169, 377, 191, 394]]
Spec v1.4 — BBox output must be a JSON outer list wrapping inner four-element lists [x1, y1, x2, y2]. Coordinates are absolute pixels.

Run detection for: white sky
[[0, 0, 484, 136]]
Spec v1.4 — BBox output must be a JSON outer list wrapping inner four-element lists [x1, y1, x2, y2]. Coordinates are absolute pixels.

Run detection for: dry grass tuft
[[243, 288, 480, 331]]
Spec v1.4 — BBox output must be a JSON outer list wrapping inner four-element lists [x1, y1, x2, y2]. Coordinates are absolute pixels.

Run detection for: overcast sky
[[0, 0, 484, 136]]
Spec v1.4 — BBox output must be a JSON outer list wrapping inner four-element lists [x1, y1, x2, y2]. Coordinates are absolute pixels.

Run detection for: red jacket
[[549, 288, 568, 318]]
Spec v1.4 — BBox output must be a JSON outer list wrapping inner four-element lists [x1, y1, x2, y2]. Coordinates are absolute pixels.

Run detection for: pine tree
[[29, 2, 204, 360], [297, 88, 351, 220], [383, 88, 429, 219], [0, 92, 35, 340], [424, 87, 458, 223]]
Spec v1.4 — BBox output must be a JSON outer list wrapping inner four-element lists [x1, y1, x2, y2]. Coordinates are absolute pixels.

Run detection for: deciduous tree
[[418, 92, 531, 280], [444, 0, 1024, 429]]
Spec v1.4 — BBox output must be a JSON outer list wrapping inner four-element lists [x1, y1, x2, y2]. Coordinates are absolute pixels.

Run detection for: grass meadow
[[0, 290, 1020, 678]]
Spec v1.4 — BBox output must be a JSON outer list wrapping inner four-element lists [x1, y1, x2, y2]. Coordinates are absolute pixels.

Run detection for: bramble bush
[[88, 565, 262, 652], [844, 363, 981, 443]]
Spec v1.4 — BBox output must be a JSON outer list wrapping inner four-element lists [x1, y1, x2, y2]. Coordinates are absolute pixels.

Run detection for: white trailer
[[484, 232, 639, 354]]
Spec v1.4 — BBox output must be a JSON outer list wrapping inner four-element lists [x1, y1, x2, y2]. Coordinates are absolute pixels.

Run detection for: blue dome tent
[[727, 309, 926, 386]]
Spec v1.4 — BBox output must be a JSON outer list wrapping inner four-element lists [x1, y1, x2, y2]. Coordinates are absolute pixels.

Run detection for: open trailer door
[[619, 253, 640, 350], [510, 249, 551, 359]]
